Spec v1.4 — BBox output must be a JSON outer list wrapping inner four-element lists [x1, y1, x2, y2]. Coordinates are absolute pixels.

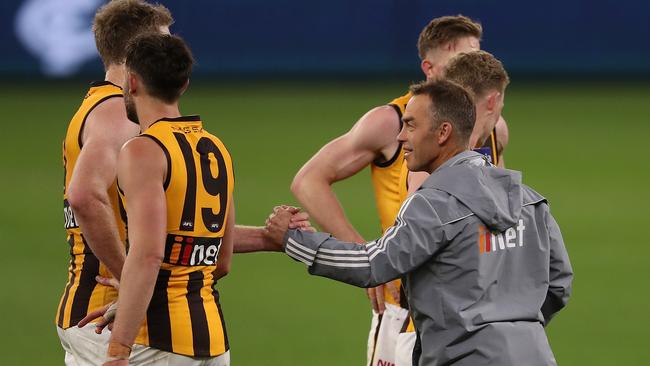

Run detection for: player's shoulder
[[121, 134, 166, 161], [355, 104, 402, 134], [201, 129, 233, 156], [387, 91, 412, 111], [86, 97, 135, 132], [118, 135, 168, 188]]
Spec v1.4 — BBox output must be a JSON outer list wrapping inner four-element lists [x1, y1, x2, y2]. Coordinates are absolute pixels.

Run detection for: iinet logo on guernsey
[[478, 220, 526, 254]]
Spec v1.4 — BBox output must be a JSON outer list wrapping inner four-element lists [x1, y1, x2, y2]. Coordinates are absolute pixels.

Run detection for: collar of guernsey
[[370, 92, 411, 234], [148, 114, 202, 126]]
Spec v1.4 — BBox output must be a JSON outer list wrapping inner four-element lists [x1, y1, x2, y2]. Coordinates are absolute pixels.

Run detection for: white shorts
[[130, 346, 230, 366], [57, 324, 111, 366], [395, 331, 416, 366], [366, 303, 409, 366], [57, 325, 230, 366]]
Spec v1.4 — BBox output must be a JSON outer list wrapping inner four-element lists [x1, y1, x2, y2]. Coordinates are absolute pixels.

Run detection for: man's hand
[[97, 275, 120, 291], [264, 206, 294, 249], [287, 208, 316, 232], [78, 301, 117, 334], [78, 276, 120, 333], [366, 281, 401, 314]]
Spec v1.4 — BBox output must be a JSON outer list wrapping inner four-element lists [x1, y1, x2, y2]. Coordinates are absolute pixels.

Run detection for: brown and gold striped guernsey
[[369, 92, 410, 307], [122, 116, 235, 357], [57, 81, 125, 329]]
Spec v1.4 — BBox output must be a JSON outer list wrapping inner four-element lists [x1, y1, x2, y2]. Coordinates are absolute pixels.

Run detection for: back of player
[[105, 33, 235, 366], [132, 116, 234, 358], [58, 81, 124, 328]]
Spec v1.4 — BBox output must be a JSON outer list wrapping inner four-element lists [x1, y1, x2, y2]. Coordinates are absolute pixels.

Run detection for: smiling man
[[267, 79, 573, 365]]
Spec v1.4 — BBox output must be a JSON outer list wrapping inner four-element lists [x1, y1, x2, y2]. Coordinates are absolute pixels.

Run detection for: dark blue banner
[[2, 0, 649, 78]]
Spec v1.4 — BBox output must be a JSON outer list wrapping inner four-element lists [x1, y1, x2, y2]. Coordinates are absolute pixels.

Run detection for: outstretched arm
[[268, 194, 445, 288], [233, 209, 312, 253]]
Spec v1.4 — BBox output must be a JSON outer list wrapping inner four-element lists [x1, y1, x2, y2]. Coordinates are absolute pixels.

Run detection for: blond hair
[[417, 15, 482, 59], [93, 0, 173, 68], [444, 50, 510, 98]]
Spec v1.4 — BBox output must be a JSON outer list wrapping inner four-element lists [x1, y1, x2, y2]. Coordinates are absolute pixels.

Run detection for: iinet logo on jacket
[[478, 220, 526, 254]]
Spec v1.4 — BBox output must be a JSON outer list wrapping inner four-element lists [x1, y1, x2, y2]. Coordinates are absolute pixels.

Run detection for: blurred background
[[0, 0, 649, 364]]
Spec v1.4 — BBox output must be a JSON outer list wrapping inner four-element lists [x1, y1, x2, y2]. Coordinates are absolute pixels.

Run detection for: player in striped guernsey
[[57, 2, 173, 365], [104, 33, 232, 365], [291, 15, 509, 366]]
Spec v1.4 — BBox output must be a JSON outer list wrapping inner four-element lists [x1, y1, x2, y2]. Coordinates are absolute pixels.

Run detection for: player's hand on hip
[[78, 300, 118, 334], [96, 275, 120, 290], [264, 206, 293, 248]]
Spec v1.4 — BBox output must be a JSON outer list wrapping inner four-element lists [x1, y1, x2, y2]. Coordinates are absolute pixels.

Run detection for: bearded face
[[123, 83, 139, 124]]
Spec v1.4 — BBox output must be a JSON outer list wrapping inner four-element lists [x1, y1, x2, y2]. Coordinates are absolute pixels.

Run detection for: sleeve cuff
[[284, 229, 319, 266]]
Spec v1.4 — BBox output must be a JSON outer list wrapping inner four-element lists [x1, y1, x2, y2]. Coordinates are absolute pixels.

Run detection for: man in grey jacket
[[267, 79, 573, 365]]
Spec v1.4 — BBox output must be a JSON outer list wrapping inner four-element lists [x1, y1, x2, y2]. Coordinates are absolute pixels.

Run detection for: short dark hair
[[93, 0, 173, 68], [409, 79, 476, 143], [125, 33, 194, 103], [417, 15, 482, 60], [444, 51, 510, 98]]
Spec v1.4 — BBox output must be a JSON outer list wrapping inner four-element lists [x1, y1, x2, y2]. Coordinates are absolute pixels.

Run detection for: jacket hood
[[420, 151, 522, 231]]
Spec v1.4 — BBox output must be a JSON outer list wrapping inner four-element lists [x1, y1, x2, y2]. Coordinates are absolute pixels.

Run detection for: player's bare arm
[[66, 97, 140, 280], [291, 105, 401, 242], [215, 196, 235, 279], [291, 105, 402, 312], [495, 116, 509, 167], [105, 137, 167, 366], [233, 209, 312, 253]]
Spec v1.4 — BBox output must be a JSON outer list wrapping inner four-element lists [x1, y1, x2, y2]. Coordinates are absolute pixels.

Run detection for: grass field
[[0, 79, 648, 365]]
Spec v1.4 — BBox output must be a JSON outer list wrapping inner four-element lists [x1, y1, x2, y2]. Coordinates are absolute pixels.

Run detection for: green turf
[[0, 80, 647, 365]]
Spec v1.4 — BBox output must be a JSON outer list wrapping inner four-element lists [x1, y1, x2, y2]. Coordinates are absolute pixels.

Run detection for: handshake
[[264, 205, 316, 249]]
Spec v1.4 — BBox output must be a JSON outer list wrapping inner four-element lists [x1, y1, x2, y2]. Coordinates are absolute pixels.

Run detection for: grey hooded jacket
[[283, 151, 573, 365]]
